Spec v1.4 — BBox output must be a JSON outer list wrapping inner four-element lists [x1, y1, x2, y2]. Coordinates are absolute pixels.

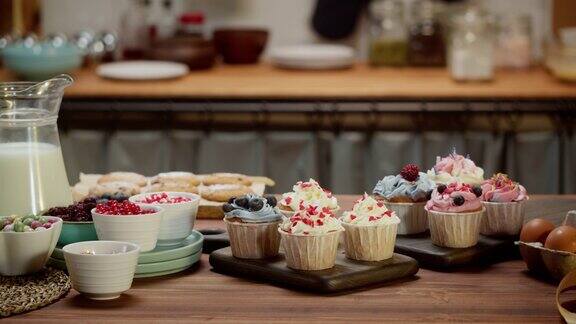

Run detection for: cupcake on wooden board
[[279, 179, 339, 218], [425, 182, 485, 248], [279, 205, 344, 270], [341, 194, 400, 261], [480, 173, 528, 237], [223, 194, 283, 259], [373, 164, 434, 234], [426, 150, 484, 186]]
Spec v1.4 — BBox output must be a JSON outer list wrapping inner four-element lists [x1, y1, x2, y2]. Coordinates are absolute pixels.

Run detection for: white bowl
[[129, 192, 200, 246], [91, 206, 163, 252], [63, 240, 140, 300], [0, 216, 62, 276]]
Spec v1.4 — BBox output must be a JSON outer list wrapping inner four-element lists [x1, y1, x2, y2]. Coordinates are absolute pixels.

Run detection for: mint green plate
[[52, 230, 203, 264], [48, 249, 201, 278]]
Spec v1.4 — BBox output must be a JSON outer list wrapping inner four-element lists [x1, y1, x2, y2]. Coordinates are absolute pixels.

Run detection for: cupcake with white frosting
[[223, 194, 283, 259], [279, 205, 344, 270], [341, 194, 400, 261], [279, 179, 339, 218], [426, 150, 484, 185]]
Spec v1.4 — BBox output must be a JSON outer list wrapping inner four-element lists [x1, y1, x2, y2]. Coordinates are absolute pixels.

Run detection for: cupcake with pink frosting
[[425, 182, 485, 248], [427, 151, 484, 185], [480, 173, 528, 237]]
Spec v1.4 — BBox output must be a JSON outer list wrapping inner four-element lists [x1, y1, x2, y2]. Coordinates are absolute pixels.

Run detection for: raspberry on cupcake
[[480, 173, 529, 237], [372, 164, 435, 234], [425, 182, 485, 248]]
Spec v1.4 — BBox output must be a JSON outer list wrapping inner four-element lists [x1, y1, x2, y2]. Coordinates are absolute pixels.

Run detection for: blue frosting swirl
[[373, 172, 435, 202], [224, 194, 283, 223]]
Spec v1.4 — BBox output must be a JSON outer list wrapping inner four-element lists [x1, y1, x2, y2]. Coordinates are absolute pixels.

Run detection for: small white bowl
[[91, 205, 163, 252], [63, 240, 140, 300], [0, 216, 62, 276], [129, 192, 200, 246]]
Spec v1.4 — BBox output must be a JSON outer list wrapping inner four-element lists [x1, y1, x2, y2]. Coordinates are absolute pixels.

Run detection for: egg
[[520, 218, 555, 244], [544, 225, 576, 253]]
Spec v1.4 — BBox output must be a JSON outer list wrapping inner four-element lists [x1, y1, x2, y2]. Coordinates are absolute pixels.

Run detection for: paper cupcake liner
[[427, 208, 485, 248], [279, 230, 342, 270], [480, 201, 525, 237], [225, 220, 281, 259], [384, 201, 427, 235], [341, 222, 398, 261]]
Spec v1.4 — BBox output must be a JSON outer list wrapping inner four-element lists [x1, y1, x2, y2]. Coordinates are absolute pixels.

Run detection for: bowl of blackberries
[[44, 194, 129, 246]]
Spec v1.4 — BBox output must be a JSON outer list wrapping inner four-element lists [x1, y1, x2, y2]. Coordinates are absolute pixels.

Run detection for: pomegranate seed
[[137, 193, 191, 204], [96, 200, 155, 216]]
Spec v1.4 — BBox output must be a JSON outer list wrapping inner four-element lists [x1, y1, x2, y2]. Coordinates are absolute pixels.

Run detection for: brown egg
[[544, 225, 576, 253], [520, 218, 555, 244]]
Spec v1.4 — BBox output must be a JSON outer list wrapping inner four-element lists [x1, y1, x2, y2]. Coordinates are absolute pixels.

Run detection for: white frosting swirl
[[280, 179, 338, 211], [280, 205, 344, 235], [341, 194, 400, 226]]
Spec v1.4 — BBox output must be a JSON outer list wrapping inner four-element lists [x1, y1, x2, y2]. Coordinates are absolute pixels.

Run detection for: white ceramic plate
[[96, 61, 189, 80], [270, 45, 355, 70]]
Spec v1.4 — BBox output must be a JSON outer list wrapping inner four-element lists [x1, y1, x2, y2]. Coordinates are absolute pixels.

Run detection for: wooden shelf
[[2, 64, 576, 100]]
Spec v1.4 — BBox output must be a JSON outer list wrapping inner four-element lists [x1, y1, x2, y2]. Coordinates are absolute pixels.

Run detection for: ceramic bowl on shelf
[[63, 240, 140, 300], [91, 205, 164, 252], [2, 42, 83, 80], [129, 192, 201, 247], [59, 221, 98, 246], [213, 28, 268, 64], [0, 216, 62, 276]]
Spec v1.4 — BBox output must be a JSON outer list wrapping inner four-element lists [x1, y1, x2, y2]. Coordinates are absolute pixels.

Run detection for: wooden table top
[[9, 195, 576, 323], [2, 64, 576, 100]]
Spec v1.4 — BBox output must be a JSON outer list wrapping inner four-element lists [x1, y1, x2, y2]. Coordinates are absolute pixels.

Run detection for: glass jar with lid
[[494, 15, 533, 69], [368, 0, 408, 67], [408, 0, 446, 66], [448, 4, 495, 81]]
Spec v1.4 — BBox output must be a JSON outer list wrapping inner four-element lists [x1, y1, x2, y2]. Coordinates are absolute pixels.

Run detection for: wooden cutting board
[[394, 232, 517, 269], [209, 247, 419, 293]]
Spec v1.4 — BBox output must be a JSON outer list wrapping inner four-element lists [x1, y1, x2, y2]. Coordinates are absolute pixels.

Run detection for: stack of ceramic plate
[[270, 44, 355, 70], [48, 230, 203, 278]]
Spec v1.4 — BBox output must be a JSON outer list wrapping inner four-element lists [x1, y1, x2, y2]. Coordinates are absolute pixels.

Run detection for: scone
[[98, 172, 147, 187], [201, 184, 253, 202], [89, 181, 141, 197], [202, 173, 252, 186], [147, 171, 200, 193]]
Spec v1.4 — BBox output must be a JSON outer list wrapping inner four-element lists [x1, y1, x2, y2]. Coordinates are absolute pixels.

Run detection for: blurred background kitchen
[[0, 0, 575, 194]]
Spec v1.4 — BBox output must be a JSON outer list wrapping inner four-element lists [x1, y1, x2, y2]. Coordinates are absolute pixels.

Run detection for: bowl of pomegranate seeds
[[0, 215, 63, 276], [129, 192, 200, 246], [91, 200, 164, 252]]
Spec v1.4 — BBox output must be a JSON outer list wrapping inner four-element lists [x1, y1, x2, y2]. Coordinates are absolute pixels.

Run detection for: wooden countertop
[[2, 64, 575, 100], [11, 195, 576, 323]]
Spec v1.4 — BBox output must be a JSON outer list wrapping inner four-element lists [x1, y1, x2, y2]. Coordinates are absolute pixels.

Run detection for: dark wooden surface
[[210, 247, 419, 293], [7, 195, 576, 323]]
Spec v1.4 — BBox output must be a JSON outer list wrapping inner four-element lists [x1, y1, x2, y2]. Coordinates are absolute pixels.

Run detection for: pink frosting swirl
[[425, 182, 482, 213], [427, 152, 484, 185], [481, 173, 528, 203]]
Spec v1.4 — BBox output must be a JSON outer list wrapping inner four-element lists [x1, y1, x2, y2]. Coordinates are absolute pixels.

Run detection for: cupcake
[[223, 194, 283, 259], [373, 164, 435, 234], [341, 194, 400, 261], [279, 179, 339, 218], [279, 205, 344, 270], [427, 150, 484, 185], [425, 182, 485, 248], [480, 173, 528, 237]]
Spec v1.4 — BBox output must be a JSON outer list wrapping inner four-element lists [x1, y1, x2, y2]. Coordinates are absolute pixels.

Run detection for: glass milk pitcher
[[0, 75, 74, 215]]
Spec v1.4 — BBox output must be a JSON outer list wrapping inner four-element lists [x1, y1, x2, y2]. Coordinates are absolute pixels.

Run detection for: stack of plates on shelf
[[48, 230, 203, 278], [270, 44, 355, 70]]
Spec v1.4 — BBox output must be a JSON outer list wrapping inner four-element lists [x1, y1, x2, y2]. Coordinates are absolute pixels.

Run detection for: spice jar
[[494, 15, 533, 69], [448, 4, 494, 81], [408, 0, 446, 66], [368, 0, 408, 67]]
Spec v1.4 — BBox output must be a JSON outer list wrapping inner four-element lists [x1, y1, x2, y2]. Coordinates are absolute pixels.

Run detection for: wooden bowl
[[146, 37, 216, 70], [213, 28, 269, 64]]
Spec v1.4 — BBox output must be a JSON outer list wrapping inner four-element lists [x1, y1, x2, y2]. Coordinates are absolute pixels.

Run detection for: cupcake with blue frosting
[[223, 194, 283, 259], [373, 164, 435, 234]]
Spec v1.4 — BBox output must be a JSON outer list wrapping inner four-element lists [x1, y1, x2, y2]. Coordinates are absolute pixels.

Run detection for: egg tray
[[517, 241, 576, 281]]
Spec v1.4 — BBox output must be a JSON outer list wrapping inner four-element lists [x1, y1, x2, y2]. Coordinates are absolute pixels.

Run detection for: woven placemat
[[1, 267, 71, 317]]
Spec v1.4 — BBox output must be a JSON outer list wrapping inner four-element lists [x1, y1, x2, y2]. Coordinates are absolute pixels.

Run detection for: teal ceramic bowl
[[2, 42, 82, 80], [58, 221, 98, 246]]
